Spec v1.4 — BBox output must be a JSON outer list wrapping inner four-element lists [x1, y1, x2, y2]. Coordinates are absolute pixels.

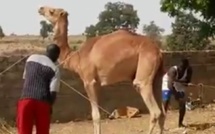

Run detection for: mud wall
[[0, 51, 215, 123]]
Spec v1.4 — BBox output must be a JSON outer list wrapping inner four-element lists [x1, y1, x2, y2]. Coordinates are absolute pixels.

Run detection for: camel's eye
[[49, 10, 54, 15]]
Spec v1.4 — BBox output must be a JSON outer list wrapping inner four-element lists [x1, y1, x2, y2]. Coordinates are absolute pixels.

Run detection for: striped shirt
[[20, 54, 60, 103]]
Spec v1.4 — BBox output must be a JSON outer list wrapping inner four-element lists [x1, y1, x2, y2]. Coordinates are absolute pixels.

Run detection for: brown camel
[[38, 6, 166, 134]]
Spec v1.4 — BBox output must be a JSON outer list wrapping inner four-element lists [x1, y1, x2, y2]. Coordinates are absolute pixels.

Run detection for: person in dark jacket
[[16, 44, 61, 134]]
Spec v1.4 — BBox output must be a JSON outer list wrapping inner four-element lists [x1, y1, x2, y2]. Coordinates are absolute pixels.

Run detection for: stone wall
[[1, 51, 215, 123]]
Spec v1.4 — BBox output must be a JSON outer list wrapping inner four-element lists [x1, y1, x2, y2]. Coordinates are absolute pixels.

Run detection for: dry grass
[[0, 119, 15, 134], [0, 35, 85, 56]]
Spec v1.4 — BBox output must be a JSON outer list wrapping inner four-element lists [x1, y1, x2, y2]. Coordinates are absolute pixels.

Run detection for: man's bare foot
[[179, 123, 187, 128]]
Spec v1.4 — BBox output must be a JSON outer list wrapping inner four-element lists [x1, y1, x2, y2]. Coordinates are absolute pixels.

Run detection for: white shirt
[[162, 66, 188, 92]]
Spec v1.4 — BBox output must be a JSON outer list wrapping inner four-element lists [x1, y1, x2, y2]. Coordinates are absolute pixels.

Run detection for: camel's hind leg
[[133, 53, 165, 134], [134, 82, 163, 134], [153, 64, 166, 134]]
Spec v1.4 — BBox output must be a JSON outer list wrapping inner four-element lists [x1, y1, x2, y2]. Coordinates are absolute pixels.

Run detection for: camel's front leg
[[85, 80, 101, 134]]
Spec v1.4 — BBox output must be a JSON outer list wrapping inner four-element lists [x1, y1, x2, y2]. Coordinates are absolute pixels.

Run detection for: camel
[[38, 6, 166, 134]]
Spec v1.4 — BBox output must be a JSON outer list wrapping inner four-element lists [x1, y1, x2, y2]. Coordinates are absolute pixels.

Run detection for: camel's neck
[[52, 17, 81, 74], [53, 17, 71, 66]]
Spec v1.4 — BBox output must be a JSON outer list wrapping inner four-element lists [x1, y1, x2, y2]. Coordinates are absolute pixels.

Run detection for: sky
[[0, 0, 175, 35]]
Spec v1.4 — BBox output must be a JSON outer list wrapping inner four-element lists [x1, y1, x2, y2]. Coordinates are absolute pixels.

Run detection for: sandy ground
[[45, 107, 215, 134], [3, 107, 213, 134]]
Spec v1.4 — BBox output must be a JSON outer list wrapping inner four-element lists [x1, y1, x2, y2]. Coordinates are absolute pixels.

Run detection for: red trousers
[[16, 99, 51, 134]]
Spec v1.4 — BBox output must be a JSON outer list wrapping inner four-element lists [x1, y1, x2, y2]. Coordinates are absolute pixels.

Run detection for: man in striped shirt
[[16, 44, 61, 134]]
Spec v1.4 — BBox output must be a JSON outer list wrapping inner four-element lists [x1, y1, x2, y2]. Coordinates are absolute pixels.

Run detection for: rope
[[198, 84, 215, 89], [0, 55, 30, 76], [60, 80, 111, 115], [185, 82, 215, 89]]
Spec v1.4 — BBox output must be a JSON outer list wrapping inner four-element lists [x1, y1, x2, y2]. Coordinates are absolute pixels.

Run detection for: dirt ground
[[4, 100, 215, 134], [44, 106, 215, 134]]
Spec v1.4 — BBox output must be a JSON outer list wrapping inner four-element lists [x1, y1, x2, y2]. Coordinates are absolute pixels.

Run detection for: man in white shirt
[[162, 58, 193, 128]]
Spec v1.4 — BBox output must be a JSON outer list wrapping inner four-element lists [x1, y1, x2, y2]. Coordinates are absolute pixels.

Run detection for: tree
[[0, 26, 5, 39], [160, 0, 215, 38], [160, 0, 215, 20], [142, 21, 165, 41], [40, 20, 53, 39], [166, 12, 210, 51], [84, 2, 140, 38], [84, 25, 97, 38]]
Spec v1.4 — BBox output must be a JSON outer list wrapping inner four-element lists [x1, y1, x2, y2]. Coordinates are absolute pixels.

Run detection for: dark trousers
[[176, 92, 186, 126], [163, 91, 186, 126]]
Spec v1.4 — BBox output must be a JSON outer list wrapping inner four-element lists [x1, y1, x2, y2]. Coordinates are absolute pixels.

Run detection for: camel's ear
[[60, 11, 68, 16]]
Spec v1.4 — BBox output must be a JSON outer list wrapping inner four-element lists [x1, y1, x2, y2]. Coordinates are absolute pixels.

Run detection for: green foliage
[[0, 26, 5, 39], [143, 21, 165, 41], [160, 0, 215, 37], [84, 25, 97, 38], [160, 0, 215, 19], [40, 20, 53, 39], [84, 2, 140, 38], [166, 12, 210, 51]]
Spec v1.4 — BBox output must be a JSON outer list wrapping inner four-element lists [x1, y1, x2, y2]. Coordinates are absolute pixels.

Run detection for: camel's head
[[38, 6, 68, 25]]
